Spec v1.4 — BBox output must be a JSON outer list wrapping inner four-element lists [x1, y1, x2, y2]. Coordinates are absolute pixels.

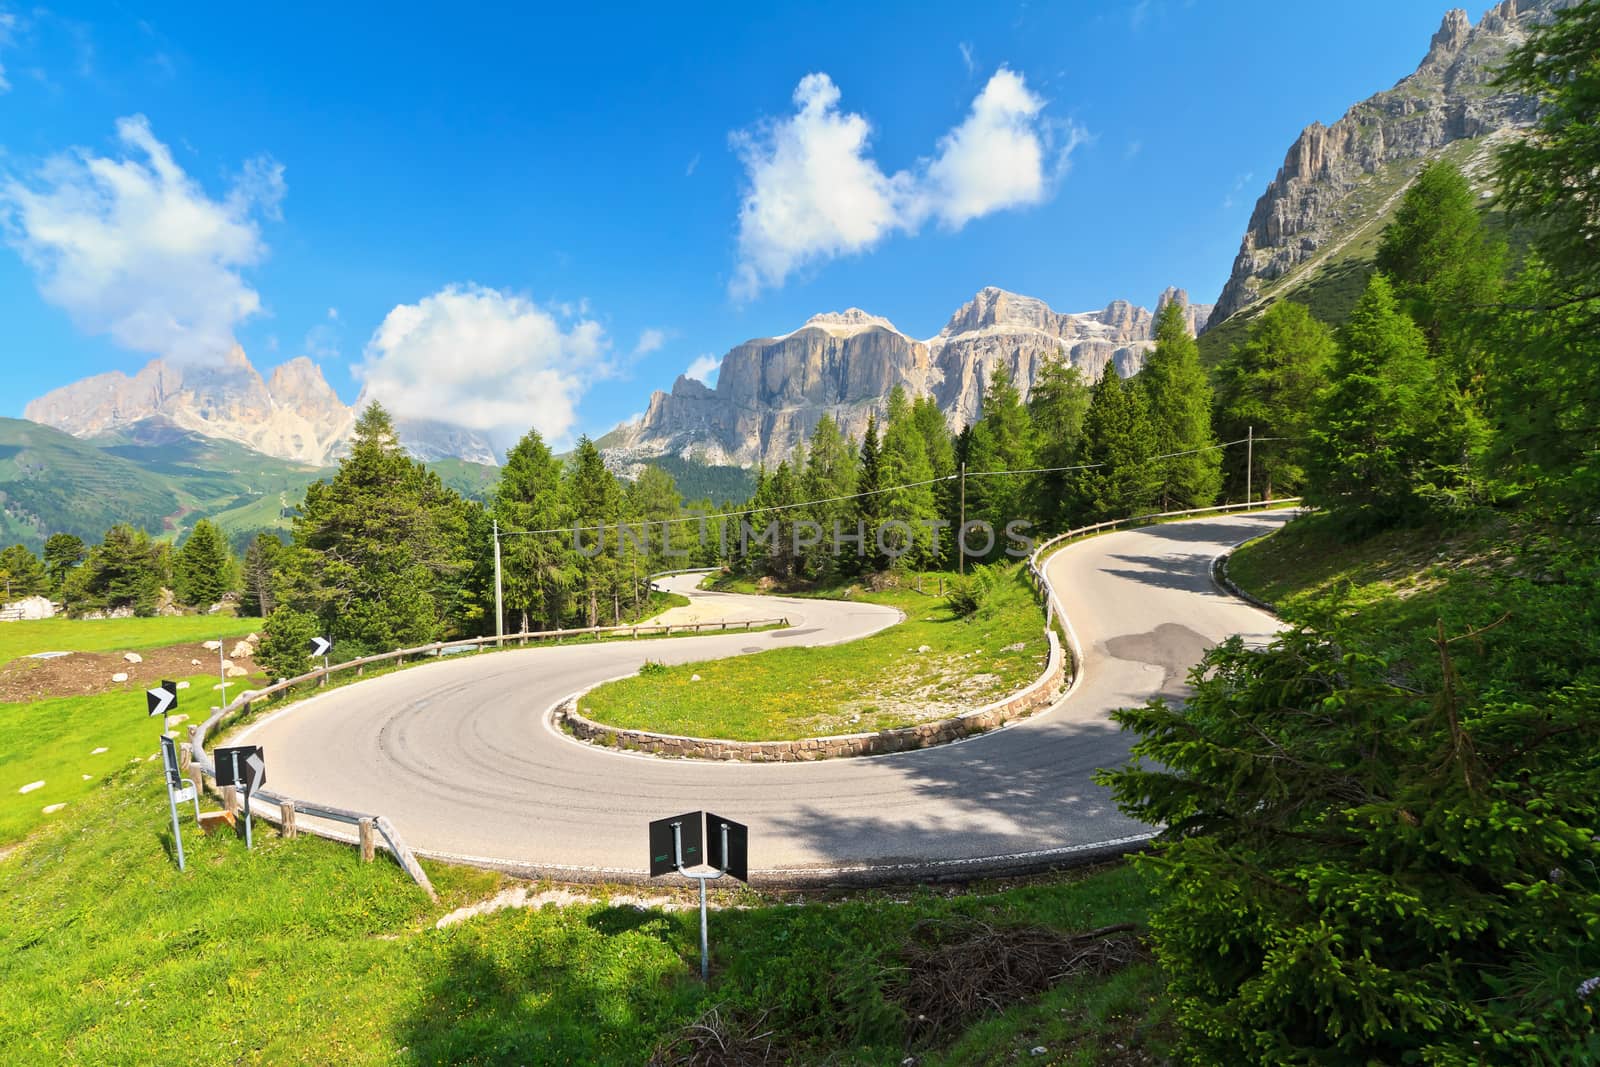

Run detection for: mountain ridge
[[603, 285, 1212, 471]]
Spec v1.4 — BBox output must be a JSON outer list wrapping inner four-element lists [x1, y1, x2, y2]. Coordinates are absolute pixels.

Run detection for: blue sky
[[0, 1, 1461, 450]]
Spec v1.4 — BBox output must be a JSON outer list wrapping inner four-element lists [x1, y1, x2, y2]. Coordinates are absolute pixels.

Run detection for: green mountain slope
[[1199, 136, 1503, 366], [0, 418, 502, 553]]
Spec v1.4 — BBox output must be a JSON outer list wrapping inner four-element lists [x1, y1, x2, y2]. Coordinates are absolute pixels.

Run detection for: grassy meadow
[[0, 615, 260, 667], [579, 567, 1049, 741], [0, 752, 1167, 1065]]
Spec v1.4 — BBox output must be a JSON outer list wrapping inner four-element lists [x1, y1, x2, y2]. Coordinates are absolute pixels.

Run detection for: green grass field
[[579, 567, 1048, 741], [0, 752, 1166, 1065], [0, 615, 261, 668], [0, 670, 261, 845]]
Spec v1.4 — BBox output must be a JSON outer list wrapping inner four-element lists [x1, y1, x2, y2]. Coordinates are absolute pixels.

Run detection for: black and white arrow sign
[[244, 749, 266, 797], [146, 686, 176, 717], [308, 636, 332, 658]]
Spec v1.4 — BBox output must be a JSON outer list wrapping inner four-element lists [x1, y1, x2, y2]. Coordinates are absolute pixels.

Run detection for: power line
[[497, 435, 1296, 538]]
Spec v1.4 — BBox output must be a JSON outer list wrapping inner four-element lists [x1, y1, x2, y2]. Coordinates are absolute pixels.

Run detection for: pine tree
[[1028, 352, 1091, 530], [0, 544, 49, 600], [1213, 301, 1335, 501], [1307, 274, 1458, 523], [241, 533, 283, 618], [800, 414, 856, 579], [849, 412, 884, 574], [1139, 301, 1220, 510], [175, 519, 233, 608], [878, 388, 937, 569], [1376, 160, 1504, 372], [494, 428, 573, 631], [565, 436, 626, 625], [80, 524, 164, 616], [963, 364, 1037, 554], [270, 402, 471, 654], [1075, 363, 1160, 522], [41, 533, 86, 595]]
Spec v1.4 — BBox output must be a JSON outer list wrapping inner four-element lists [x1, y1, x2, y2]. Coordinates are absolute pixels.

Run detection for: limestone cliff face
[[23, 348, 496, 466], [1209, 0, 1564, 325], [605, 286, 1212, 469]]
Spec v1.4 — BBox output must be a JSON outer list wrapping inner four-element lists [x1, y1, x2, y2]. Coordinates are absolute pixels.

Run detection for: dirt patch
[[895, 918, 1147, 1047], [0, 641, 264, 702]]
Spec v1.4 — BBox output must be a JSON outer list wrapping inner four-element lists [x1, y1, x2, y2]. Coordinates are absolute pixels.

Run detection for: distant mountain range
[[23, 345, 499, 467], [601, 286, 1211, 471]]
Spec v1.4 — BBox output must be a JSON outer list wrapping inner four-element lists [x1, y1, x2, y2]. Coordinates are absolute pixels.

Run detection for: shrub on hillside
[[942, 565, 999, 618], [1097, 623, 1600, 1063]]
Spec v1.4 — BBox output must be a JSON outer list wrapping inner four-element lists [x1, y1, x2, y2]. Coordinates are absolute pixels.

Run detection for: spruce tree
[[1027, 352, 1091, 530], [1213, 301, 1335, 501], [800, 414, 856, 579], [175, 519, 233, 608], [41, 533, 86, 595], [878, 388, 937, 569], [270, 402, 471, 654], [0, 544, 49, 599], [850, 412, 884, 573], [1139, 300, 1220, 510], [565, 436, 625, 625], [1308, 274, 1456, 523], [963, 364, 1037, 551], [494, 428, 573, 631], [1075, 363, 1160, 522], [241, 533, 282, 618]]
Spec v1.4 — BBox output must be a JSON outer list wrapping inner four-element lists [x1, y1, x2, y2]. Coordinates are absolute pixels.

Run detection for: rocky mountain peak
[[1209, 0, 1563, 326], [791, 308, 904, 339], [1423, 8, 1473, 70], [604, 285, 1211, 471]]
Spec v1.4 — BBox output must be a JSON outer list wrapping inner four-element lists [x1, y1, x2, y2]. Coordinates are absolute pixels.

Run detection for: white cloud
[[922, 67, 1057, 228], [958, 41, 975, 76], [729, 68, 1073, 298], [685, 153, 700, 177], [684, 353, 721, 385], [355, 284, 608, 447], [0, 12, 15, 92], [327, 306, 338, 320], [0, 114, 284, 363], [633, 327, 666, 355]]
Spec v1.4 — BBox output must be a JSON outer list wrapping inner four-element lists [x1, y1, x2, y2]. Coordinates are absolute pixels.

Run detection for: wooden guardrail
[[187, 613, 789, 896]]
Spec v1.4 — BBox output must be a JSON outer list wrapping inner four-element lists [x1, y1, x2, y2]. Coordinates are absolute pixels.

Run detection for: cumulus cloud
[[355, 284, 608, 446], [0, 114, 284, 362], [729, 68, 1073, 298], [684, 353, 721, 385]]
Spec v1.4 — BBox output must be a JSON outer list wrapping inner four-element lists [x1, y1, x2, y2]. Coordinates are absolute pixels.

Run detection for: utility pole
[[492, 518, 504, 640], [1246, 426, 1254, 506], [957, 462, 967, 576]]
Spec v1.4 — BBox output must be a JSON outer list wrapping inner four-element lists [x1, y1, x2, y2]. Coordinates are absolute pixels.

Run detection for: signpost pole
[[672, 820, 717, 981], [231, 750, 252, 850], [166, 766, 187, 872]]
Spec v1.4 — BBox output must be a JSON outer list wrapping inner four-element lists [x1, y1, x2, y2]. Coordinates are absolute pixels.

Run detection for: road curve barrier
[[186, 614, 788, 896]]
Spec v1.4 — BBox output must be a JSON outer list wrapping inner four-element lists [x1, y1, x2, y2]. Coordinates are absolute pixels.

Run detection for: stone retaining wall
[[561, 630, 1065, 762]]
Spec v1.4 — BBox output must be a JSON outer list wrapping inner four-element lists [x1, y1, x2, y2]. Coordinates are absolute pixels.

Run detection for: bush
[[1097, 625, 1600, 1064], [256, 607, 319, 681], [942, 565, 999, 618]]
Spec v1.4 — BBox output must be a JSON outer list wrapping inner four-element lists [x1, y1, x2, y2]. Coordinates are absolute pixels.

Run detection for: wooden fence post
[[280, 800, 297, 839], [358, 818, 375, 862], [178, 742, 192, 774], [221, 784, 238, 816]]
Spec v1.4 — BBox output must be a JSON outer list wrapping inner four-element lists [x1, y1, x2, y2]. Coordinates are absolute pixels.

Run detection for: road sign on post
[[159, 735, 188, 872], [146, 686, 176, 718], [309, 636, 332, 658], [704, 812, 749, 883], [214, 745, 265, 850], [649, 810, 748, 980], [649, 811, 703, 877]]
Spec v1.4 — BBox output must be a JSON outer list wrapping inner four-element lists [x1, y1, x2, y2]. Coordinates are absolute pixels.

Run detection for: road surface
[[238, 512, 1291, 885]]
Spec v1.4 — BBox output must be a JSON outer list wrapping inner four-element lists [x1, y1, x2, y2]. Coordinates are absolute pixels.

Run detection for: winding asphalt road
[[238, 512, 1291, 885]]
